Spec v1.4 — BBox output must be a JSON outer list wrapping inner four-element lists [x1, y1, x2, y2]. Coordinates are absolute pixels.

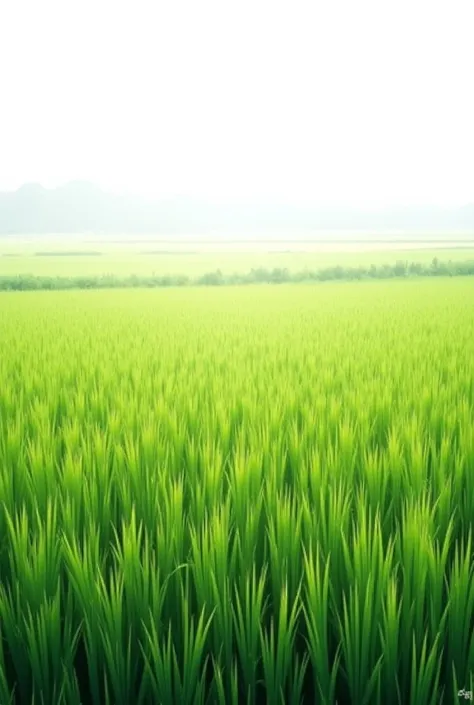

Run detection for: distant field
[[1, 239, 474, 277]]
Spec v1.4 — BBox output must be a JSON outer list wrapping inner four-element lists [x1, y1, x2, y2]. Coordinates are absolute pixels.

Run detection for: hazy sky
[[1, 0, 473, 207]]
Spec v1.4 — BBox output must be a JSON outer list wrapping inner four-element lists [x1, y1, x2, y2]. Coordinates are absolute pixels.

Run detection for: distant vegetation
[[34, 251, 103, 256], [1, 257, 473, 291]]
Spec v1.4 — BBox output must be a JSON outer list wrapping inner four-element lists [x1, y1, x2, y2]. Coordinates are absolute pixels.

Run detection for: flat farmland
[[1, 236, 474, 277], [0, 279, 473, 704]]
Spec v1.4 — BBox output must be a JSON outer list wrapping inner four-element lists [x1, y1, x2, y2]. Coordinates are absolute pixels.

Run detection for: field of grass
[[0, 279, 473, 704], [1, 241, 474, 277]]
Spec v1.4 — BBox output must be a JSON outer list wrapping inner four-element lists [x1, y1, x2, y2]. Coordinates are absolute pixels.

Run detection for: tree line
[[1, 258, 473, 291]]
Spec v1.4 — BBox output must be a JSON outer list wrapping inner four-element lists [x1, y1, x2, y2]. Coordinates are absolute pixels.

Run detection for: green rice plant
[[336, 577, 384, 705], [259, 580, 303, 704], [265, 488, 303, 609], [189, 502, 235, 676], [302, 548, 340, 704], [445, 532, 474, 685], [0, 279, 473, 703], [23, 590, 81, 705], [379, 574, 402, 705], [408, 631, 444, 705], [0, 583, 32, 702], [232, 563, 269, 704], [0, 621, 15, 704], [141, 590, 215, 705]]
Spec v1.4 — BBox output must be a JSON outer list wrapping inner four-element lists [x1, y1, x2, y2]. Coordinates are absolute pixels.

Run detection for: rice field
[[0, 279, 473, 704]]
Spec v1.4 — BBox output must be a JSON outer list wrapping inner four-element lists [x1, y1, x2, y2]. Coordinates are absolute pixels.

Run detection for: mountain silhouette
[[0, 182, 473, 236]]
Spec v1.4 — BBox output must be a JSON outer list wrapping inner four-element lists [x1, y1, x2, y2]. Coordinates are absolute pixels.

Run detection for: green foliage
[[0, 281, 473, 703], [0, 257, 473, 290]]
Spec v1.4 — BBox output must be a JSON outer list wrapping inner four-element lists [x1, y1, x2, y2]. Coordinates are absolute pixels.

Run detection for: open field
[[1, 236, 474, 277], [0, 279, 473, 704]]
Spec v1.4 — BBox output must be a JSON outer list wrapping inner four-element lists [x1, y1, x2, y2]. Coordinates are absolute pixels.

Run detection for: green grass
[[0, 279, 473, 704]]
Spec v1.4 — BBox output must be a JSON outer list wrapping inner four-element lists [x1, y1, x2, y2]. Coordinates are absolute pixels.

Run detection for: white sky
[[0, 0, 473, 207]]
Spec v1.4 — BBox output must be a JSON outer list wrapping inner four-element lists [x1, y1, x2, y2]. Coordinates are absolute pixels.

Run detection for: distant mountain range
[[0, 181, 473, 237]]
